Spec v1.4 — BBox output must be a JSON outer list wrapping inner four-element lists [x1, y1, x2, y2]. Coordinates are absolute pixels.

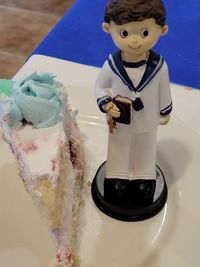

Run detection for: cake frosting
[[0, 72, 63, 128], [11, 123, 66, 186], [0, 73, 85, 267]]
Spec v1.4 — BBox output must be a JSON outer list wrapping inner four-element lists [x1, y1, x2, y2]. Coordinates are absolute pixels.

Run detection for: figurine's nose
[[131, 35, 139, 44]]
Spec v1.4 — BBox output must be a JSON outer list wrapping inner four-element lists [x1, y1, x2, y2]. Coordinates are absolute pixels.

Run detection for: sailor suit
[[95, 50, 172, 180]]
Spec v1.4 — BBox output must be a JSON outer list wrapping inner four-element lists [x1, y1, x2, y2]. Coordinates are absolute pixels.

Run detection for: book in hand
[[112, 95, 132, 124]]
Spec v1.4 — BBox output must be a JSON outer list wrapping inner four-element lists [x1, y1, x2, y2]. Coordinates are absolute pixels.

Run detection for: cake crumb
[[185, 86, 193, 91], [87, 181, 92, 187], [80, 199, 85, 207]]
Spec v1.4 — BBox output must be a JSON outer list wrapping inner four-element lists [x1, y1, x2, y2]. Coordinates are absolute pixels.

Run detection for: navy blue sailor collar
[[107, 50, 164, 92]]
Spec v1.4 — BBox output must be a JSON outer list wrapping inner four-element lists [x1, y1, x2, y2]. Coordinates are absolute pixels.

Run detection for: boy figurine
[[92, 0, 172, 221]]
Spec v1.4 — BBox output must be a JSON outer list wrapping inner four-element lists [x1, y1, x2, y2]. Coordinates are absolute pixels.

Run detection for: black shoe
[[130, 179, 156, 207], [104, 178, 130, 204]]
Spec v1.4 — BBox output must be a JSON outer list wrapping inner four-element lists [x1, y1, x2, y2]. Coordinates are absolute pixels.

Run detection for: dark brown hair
[[104, 0, 166, 26]]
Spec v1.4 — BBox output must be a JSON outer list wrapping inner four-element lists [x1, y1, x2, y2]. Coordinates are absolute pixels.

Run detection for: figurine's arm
[[159, 61, 172, 125], [95, 61, 120, 118]]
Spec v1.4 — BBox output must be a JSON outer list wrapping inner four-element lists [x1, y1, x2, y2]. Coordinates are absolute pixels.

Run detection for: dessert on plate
[[0, 72, 85, 267]]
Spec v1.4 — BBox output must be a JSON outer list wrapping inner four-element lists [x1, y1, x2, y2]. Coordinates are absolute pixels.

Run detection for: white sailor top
[[95, 50, 172, 133]]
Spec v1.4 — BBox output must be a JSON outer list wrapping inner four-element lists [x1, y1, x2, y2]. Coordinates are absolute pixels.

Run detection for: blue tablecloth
[[33, 0, 200, 89]]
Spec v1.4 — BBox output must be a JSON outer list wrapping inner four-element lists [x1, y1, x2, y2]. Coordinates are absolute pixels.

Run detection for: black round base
[[91, 162, 168, 221]]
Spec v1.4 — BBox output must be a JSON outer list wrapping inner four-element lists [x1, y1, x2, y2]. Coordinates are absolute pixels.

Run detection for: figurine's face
[[103, 18, 168, 59]]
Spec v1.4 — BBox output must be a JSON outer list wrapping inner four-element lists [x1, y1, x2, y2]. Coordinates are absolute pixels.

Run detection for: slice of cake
[[0, 72, 85, 267]]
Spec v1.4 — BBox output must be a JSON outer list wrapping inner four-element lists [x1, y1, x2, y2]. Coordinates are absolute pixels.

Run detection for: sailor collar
[[107, 50, 164, 92]]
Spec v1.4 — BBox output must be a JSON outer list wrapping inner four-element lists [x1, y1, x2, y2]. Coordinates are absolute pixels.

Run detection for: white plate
[[78, 114, 200, 267], [0, 55, 200, 267]]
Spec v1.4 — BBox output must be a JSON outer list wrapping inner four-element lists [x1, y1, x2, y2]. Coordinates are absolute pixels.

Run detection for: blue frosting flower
[[2, 72, 63, 128]]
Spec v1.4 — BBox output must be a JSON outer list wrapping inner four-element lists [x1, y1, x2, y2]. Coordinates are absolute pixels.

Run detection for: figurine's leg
[[104, 123, 132, 203], [105, 123, 132, 179], [130, 129, 157, 180], [129, 129, 157, 206]]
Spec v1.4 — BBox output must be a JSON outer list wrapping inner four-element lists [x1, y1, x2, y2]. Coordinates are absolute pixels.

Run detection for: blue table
[[33, 0, 200, 89]]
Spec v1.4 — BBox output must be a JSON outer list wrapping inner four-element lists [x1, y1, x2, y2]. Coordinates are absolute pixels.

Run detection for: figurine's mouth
[[128, 45, 141, 50]]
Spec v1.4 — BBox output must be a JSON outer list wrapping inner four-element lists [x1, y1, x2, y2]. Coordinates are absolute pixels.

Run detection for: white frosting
[[10, 123, 66, 185]]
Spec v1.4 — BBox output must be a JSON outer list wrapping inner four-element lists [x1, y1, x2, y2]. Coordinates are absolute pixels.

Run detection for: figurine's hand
[[104, 102, 120, 118], [160, 115, 170, 125]]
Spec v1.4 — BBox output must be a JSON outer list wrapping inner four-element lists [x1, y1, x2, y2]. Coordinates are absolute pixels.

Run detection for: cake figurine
[[92, 0, 172, 221], [0, 73, 85, 266]]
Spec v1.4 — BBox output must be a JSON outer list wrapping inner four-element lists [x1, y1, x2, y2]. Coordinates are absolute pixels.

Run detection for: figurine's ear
[[161, 25, 169, 35], [102, 22, 110, 33]]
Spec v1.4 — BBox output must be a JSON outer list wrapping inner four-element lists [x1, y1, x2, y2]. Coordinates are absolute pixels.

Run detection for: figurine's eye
[[120, 29, 128, 38], [140, 28, 149, 38]]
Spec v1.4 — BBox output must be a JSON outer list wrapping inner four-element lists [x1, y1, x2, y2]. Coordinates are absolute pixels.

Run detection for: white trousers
[[105, 123, 157, 180]]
